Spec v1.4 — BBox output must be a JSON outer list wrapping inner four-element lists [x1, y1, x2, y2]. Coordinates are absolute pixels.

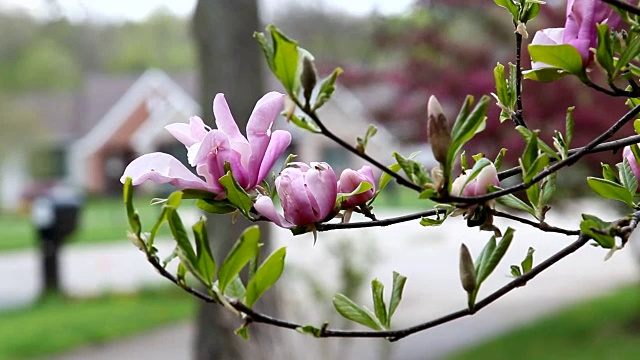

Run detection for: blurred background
[[0, 0, 639, 359]]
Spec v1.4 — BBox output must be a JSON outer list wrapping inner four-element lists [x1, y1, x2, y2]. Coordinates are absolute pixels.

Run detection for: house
[[0, 69, 406, 211]]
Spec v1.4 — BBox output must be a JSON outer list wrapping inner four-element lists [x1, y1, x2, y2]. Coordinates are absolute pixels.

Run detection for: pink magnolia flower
[[337, 166, 376, 208], [531, 0, 622, 67], [451, 162, 499, 197], [255, 162, 338, 228], [121, 92, 291, 194], [623, 146, 640, 188]]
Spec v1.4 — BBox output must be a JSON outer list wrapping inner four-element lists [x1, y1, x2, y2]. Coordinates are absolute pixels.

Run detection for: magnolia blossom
[[623, 146, 640, 189], [531, 0, 622, 67], [451, 162, 499, 197], [337, 166, 376, 208], [255, 162, 338, 228], [121, 92, 291, 195]]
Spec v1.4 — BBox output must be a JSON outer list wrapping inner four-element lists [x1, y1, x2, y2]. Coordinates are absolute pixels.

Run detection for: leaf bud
[[301, 56, 317, 104], [459, 243, 477, 293], [428, 95, 452, 165]]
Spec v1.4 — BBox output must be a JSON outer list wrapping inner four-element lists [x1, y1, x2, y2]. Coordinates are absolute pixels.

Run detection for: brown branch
[[316, 208, 445, 232], [145, 210, 640, 342], [491, 209, 580, 236], [600, 0, 640, 16]]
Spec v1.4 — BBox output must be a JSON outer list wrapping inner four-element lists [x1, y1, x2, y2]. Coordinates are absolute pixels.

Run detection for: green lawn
[[0, 196, 169, 252], [447, 285, 640, 359], [0, 287, 195, 359]]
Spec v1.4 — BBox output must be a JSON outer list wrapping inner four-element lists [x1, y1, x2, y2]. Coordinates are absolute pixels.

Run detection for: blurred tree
[[14, 38, 81, 90], [192, 1, 283, 359]]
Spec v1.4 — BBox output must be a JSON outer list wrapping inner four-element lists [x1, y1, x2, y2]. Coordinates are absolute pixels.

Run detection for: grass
[[447, 285, 640, 359], [0, 196, 169, 252], [0, 287, 195, 359]]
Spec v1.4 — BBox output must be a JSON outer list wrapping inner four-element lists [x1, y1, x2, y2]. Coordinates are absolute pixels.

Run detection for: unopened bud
[[428, 95, 452, 165], [459, 243, 477, 293], [301, 56, 317, 104]]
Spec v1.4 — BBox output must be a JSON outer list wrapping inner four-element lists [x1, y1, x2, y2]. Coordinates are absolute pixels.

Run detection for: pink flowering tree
[[121, 0, 640, 341]]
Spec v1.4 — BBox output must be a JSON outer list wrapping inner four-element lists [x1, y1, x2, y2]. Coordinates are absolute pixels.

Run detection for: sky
[[0, 0, 414, 22]]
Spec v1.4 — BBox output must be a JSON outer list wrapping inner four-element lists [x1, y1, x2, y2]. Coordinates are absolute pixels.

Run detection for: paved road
[[3, 199, 639, 359]]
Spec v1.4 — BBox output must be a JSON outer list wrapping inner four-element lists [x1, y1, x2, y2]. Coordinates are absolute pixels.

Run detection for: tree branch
[[316, 208, 445, 232], [442, 103, 640, 204], [513, 31, 527, 128], [491, 209, 580, 236], [600, 0, 640, 16]]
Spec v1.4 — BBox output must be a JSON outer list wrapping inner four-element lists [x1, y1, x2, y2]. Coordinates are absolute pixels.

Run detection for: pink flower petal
[[254, 195, 294, 228], [213, 94, 251, 165], [120, 152, 214, 192], [256, 130, 292, 186]]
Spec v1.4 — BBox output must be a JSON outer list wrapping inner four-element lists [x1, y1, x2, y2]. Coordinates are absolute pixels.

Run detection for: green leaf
[[219, 170, 253, 218], [217, 226, 261, 294], [296, 325, 322, 337], [265, 25, 301, 96], [493, 0, 519, 20], [510, 265, 522, 277], [235, 325, 249, 340], [526, 154, 550, 183], [447, 96, 489, 177], [596, 24, 614, 76], [193, 218, 216, 288], [618, 159, 638, 195], [540, 174, 557, 208], [224, 276, 247, 299], [332, 294, 382, 330], [614, 34, 640, 78], [377, 163, 402, 195], [565, 107, 575, 146], [371, 279, 388, 329], [634, 119, 640, 135], [476, 228, 515, 286], [336, 181, 374, 207], [493, 62, 510, 111], [587, 177, 634, 206], [167, 208, 197, 266], [195, 198, 236, 214], [528, 44, 585, 75], [516, 126, 558, 161], [314, 67, 343, 110], [494, 191, 537, 218], [123, 177, 141, 237], [388, 271, 407, 319], [522, 67, 571, 82], [393, 152, 431, 186], [494, 148, 507, 170], [245, 247, 287, 308], [289, 114, 321, 133], [580, 214, 616, 248], [521, 1, 540, 23], [521, 247, 535, 273], [474, 236, 496, 278], [602, 163, 619, 183], [419, 188, 437, 200]]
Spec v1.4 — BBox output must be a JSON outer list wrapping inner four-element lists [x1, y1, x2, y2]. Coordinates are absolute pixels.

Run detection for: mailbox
[[32, 185, 82, 295]]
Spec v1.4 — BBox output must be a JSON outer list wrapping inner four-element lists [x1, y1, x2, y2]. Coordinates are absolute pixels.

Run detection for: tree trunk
[[192, 1, 283, 359]]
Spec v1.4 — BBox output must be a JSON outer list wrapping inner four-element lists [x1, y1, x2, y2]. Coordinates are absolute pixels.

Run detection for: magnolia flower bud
[[623, 146, 640, 190], [450, 161, 499, 197], [459, 243, 476, 293], [428, 95, 451, 165]]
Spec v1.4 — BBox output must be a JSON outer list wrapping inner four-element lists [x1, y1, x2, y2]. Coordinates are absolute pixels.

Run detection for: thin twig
[[497, 133, 640, 181], [491, 209, 580, 236], [513, 31, 527, 128], [600, 0, 640, 16], [316, 208, 445, 232], [148, 209, 640, 341]]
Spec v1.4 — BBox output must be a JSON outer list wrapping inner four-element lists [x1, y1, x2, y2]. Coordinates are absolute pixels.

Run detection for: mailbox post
[[32, 186, 81, 296]]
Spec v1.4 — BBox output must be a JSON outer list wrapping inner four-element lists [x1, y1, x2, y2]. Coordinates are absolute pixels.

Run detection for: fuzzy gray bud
[[459, 243, 477, 293], [301, 56, 317, 104], [428, 95, 452, 165]]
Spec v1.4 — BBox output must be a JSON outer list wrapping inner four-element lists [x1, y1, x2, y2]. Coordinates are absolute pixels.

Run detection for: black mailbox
[[32, 185, 82, 296]]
